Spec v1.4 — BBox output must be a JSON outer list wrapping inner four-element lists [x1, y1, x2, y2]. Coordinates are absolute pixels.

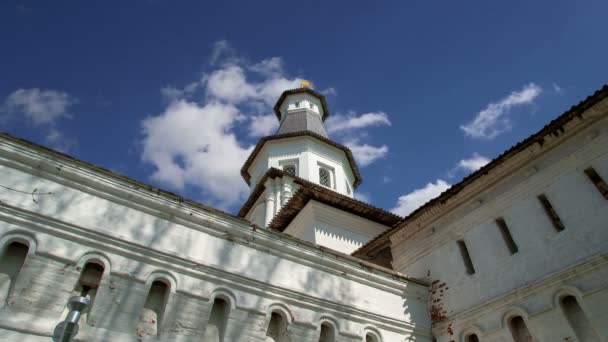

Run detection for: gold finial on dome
[[300, 80, 313, 88]]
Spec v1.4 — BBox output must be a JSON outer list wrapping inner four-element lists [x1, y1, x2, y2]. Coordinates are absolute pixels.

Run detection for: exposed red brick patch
[[429, 279, 448, 323]]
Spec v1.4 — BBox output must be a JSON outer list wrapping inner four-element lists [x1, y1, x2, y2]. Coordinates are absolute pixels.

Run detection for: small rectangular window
[[283, 165, 296, 176], [496, 218, 518, 254], [294, 101, 300, 108], [584, 167, 608, 199], [538, 194, 565, 232], [319, 167, 331, 188], [457, 239, 476, 275]]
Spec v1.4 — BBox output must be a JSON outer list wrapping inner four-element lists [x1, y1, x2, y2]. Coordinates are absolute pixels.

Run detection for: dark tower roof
[[276, 109, 329, 137], [273, 88, 330, 138]]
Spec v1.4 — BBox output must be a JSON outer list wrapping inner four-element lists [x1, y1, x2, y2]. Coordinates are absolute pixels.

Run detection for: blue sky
[[1, 1, 607, 214]]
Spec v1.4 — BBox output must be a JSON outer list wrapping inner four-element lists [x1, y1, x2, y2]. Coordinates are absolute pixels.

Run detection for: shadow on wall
[[0, 168, 409, 341]]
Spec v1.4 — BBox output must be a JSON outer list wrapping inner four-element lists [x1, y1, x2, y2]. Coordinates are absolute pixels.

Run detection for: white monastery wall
[[0, 135, 430, 341], [391, 107, 608, 340], [285, 202, 390, 255]]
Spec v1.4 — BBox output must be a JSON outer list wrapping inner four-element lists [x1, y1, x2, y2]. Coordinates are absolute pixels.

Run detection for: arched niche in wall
[[135, 272, 176, 338], [0, 232, 37, 305], [362, 326, 382, 342], [204, 289, 236, 342], [318, 318, 338, 342], [265, 304, 292, 342], [460, 325, 483, 342], [554, 289, 601, 342], [502, 307, 534, 342]]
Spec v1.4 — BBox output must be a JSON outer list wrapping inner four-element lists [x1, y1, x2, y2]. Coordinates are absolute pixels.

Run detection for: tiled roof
[[352, 84, 608, 259], [238, 167, 401, 230], [276, 109, 329, 138]]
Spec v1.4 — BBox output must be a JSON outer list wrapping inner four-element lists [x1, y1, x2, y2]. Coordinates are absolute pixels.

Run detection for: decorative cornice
[[0, 133, 419, 291], [240, 132, 362, 188]]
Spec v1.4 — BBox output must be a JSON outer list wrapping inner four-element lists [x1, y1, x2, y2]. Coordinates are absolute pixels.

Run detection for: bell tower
[[239, 83, 362, 227]]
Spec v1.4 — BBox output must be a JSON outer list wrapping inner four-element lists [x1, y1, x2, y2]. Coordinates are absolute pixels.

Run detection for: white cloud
[[1, 88, 76, 151], [320, 87, 337, 96], [141, 100, 252, 209], [392, 179, 451, 217], [205, 65, 257, 104], [143, 40, 395, 206], [449, 153, 490, 177], [250, 57, 285, 77], [248, 114, 279, 137], [326, 111, 391, 134], [204, 64, 302, 107], [142, 41, 308, 208], [2, 88, 74, 125], [209, 39, 237, 65], [553, 82, 564, 95], [345, 140, 389, 167], [460, 83, 542, 139], [354, 192, 371, 203], [161, 81, 200, 102]]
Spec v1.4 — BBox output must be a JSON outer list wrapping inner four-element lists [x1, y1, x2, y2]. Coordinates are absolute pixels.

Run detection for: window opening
[[466, 334, 480, 342], [584, 167, 608, 199], [283, 165, 296, 176], [457, 239, 475, 275], [508, 316, 533, 342], [365, 332, 379, 342], [0, 241, 28, 304], [266, 311, 288, 342], [318, 323, 335, 342], [294, 101, 300, 108], [204, 297, 230, 342], [560, 295, 601, 341], [319, 168, 331, 188], [496, 218, 518, 254], [75, 262, 104, 322], [137, 280, 169, 337], [538, 194, 565, 232]]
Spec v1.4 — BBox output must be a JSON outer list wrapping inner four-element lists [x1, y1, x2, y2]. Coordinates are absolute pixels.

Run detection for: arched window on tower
[[136, 280, 170, 337], [0, 241, 29, 305], [266, 311, 288, 342], [560, 295, 601, 341], [508, 316, 533, 342], [74, 262, 104, 323], [318, 322, 335, 342], [466, 333, 480, 342], [204, 297, 230, 342]]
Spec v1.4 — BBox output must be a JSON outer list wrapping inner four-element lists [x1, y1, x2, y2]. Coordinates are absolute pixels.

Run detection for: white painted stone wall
[[285, 201, 390, 255], [248, 137, 356, 197], [391, 107, 608, 340], [0, 134, 431, 341]]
